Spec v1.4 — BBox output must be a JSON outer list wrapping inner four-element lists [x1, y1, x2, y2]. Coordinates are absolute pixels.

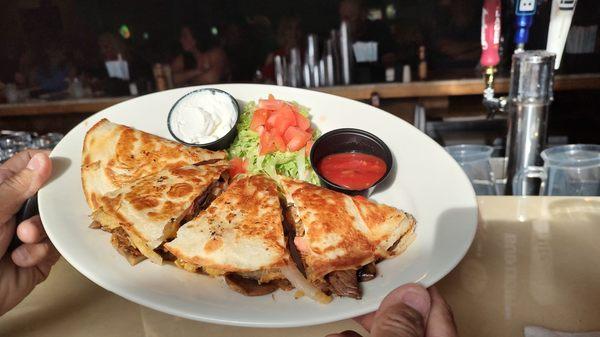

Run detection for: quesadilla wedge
[[82, 118, 226, 211], [92, 162, 229, 265], [280, 177, 416, 299], [165, 174, 331, 301]]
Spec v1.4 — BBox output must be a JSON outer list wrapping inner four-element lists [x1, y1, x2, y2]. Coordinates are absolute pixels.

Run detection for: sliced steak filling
[[224, 273, 279, 296], [181, 178, 227, 223], [282, 204, 307, 277], [110, 227, 146, 266], [326, 269, 361, 299]]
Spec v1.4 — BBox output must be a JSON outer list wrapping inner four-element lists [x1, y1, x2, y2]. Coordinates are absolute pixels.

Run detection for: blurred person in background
[[93, 32, 152, 96], [98, 32, 132, 64], [424, 0, 480, 74], [261, 16, 303, 83], [339, 0, 396, 82], [30, 39, 75, 94], [245, 15, 277, 82], [389, 21, 423, 70], [221, 21, 247, 82], [94, 32, 137, 96], [13, 49, 35, 90], [171, 24, 230, 86], [221, 15, 277, 82]]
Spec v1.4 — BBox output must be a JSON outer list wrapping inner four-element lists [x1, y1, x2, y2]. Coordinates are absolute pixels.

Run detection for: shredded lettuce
[[228, 101, 320, 185]]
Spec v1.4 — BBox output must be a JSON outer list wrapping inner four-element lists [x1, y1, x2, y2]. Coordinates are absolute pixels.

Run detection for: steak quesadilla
[[92, 162, 229, 265], [165, 174, 299, 296], [280, 177, 416, 299], [82, 118, 226, 211]]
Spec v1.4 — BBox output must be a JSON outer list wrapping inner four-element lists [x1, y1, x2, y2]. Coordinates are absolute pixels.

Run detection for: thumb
[[0, 153, 52, 224], [370, 284, 431, 337]]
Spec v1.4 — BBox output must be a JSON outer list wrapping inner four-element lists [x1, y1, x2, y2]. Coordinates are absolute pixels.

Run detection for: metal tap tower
[[479, 0, 578, 195], [504, 51, 555, 195]]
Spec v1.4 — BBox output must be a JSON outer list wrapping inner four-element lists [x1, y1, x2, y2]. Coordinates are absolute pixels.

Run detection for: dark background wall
[[1, 0, 598, 83]]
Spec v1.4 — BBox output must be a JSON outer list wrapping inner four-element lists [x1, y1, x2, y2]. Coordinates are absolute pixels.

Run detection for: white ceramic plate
[[38, 84, 477, 327]]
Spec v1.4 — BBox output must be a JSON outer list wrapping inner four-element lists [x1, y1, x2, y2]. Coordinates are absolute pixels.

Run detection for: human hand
[[327, 284, 458, 337], [0, 150, 59, 316]]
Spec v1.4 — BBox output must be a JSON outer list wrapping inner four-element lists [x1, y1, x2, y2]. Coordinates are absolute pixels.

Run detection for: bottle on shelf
[[402, 65, 412, 83], [385, 67, 395, 82], [370, 91, 381, 107], [418, 45, 428, 80]]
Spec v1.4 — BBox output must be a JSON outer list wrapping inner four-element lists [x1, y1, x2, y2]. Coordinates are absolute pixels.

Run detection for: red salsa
[[317, 152, 387, 190]]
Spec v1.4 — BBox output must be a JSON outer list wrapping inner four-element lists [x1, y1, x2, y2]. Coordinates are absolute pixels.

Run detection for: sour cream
[[169, 89, 238, 144]]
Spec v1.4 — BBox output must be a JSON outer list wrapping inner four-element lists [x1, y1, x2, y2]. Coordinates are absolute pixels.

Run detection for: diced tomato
[[267, 113, 296, 136], [279, 104, 296, 121], [229, 157, 247, 178], [249, 119, 261, 132], [286, 128, 312, 151], [273, 135, 286, 152], [259, 131, 276, 155], [258, 94, 284, 110], [283, 126, 297, 144], [288, 135, 309, 151], [295, 112, 311, 131], [250, 109, 269, 132], [253, 95, 315, 155], [283, 126, 310, 144], [266, 114, 277, 129], [305, 140, 314, 157]]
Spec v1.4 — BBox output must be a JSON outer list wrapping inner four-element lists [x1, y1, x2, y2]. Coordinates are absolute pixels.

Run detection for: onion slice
[[280, 263, 332, 304]]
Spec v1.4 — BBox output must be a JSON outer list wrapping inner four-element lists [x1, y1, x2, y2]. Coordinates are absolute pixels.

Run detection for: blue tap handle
[[514, 0, 537, 48], [514, 14, 534, 45]]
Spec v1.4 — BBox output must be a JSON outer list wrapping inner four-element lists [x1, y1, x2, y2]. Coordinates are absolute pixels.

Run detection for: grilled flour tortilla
[[82, 118, 226, 211], [92, 162, 229, 265], [280, 177, 416, 299], [165, 175, 297, 296]]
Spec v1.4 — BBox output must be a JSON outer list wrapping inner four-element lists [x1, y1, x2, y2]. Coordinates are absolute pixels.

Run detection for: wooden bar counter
[[1, 74, 599, 117], [316, 73, 600, 100], [2, 196, 599, 337]]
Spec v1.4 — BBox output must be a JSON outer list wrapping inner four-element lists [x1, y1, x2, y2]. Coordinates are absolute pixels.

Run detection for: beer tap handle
[[546, 0, 578, 69], [514, 0, 538, 52], [480, 0, 504, 118]]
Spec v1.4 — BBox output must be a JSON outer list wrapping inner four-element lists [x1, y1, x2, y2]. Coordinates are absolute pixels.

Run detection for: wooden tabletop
[[1, 73, 599, 117]]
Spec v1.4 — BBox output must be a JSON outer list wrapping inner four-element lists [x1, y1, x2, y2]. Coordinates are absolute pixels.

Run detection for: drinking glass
[[5, 83, 18, 103], [446, 144, 497, 195], [513, 144, 600, 196], [0, 132, 63, 163], [0, 133, 29, 152]]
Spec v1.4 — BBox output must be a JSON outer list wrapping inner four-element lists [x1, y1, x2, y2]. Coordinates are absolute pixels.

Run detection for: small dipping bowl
[[167, 88, 240, 151], [310, 128, 393, 197]]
